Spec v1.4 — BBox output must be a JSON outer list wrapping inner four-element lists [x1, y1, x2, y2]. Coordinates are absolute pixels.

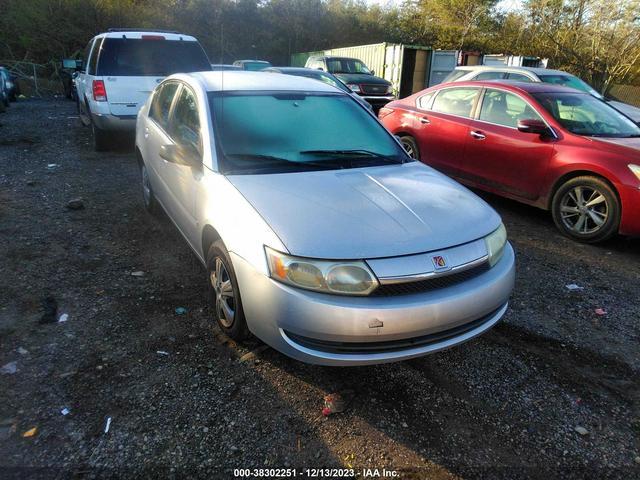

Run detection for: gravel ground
[[0, 98, 639, 479]]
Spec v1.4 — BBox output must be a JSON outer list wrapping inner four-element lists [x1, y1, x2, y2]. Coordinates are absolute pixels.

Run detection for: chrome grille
[[371, 262, 491, 297]]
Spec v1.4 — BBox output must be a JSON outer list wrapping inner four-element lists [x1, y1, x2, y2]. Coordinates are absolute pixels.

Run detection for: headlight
[[485, 223, 507, 267], [629, 164, 640, 185], [265, 247, 378, 296], [386, 85, 394, 94], [347, 84, 361, 93]]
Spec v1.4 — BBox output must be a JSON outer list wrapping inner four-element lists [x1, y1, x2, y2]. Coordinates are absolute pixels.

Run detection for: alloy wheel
[[559, 185, 608, 234], [210, 257, 235, 328], [401, 139, 417, 159]]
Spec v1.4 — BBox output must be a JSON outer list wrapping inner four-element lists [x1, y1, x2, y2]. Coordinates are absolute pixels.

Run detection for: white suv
[[76, 29, 211, 150]]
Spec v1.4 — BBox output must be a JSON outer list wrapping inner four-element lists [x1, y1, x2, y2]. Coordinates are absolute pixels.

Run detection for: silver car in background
[[135, 71, 515, 366]]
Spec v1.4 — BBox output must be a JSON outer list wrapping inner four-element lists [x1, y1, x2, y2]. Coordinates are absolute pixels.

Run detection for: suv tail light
[[92, 80, 107, 102], [378, 107, 394, 119]]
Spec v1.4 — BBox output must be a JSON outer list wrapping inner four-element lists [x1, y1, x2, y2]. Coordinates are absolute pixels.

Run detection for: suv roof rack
[[107, 28, 180, 34]]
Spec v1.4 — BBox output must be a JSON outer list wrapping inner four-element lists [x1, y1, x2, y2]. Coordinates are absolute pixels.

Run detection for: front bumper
[[359, 95, 395, 108], [619, 183, 640, 236], [231, 243, 515, 366]]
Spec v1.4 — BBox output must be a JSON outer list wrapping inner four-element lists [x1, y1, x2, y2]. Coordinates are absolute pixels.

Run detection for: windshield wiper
[[223, 153, 336, 174], [300, 149, 405, 164]]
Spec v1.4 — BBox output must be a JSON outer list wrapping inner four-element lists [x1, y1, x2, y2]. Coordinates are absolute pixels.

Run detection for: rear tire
[[551, 175, 619, 243], [92, 122, 111, 151], [399, 135, 420, 160], [207, 240, 250, 341]]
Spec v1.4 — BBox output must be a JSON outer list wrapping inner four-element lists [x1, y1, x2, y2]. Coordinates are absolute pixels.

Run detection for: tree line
[[0, 0, 638, 93]]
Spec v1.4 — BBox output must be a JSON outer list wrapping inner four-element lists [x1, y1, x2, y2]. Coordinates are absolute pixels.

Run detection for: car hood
[[593, 136, 640, 152], [334, 73, 390, 86], [228, 163, 501, 259], [607, 100, 640, 124]]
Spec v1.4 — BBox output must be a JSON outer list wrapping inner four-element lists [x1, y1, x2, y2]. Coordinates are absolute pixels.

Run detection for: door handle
[[419, 117, 430, 125], [470, 130, 486, 140]]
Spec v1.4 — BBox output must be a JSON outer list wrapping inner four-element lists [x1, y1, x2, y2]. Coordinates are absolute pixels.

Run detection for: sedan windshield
[[326, 59, 371, 75], [533, 92, 640, 137], [537, 74, 603, 99], [209, 92, 408, 174]]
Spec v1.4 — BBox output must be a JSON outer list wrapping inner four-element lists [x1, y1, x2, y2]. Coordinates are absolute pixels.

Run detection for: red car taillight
[[92, 80, 107, 102], [378, 107, 394, 119]]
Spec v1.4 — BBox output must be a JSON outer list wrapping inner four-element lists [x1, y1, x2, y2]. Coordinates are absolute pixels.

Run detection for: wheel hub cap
[[210, 258, 235, 328], [560, 185, 608, 235]]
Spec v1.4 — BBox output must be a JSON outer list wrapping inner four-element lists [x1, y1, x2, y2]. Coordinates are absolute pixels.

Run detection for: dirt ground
[[0, 98, 639, 479]]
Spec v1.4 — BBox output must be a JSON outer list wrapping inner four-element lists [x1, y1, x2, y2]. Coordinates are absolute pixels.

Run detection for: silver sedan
[[135, 71, 515, 366]]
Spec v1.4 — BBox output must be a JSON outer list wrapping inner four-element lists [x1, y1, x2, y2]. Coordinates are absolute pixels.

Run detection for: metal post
[[33, 63, 39, 96]]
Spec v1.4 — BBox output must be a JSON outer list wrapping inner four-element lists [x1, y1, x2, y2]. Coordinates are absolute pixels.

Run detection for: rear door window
[[149, 82, 180, 130], [432, 88, 479, 117], [474, 71, 507, 81], [87, 37, 103, 75], [81, 40, 93, 73], [506, 73, 533, 82], [97, 38, 210, 76]]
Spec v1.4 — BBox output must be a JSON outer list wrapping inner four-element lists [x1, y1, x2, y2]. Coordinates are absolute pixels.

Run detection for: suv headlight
[[485, 223, 507, 267], [386, 85, 394, 94], [347, 84, 361, 93], [265, 247, 378, 296], [629, 164, 640, 185]]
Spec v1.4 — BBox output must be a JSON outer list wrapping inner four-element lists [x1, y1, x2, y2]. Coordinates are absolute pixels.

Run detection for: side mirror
[[517, 118, 551, 136], [370, 70, 375, 76], [159, 144, 200, 167]]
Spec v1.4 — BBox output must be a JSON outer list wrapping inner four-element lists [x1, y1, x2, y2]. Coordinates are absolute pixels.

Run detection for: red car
[[379, 81, 640, 243]]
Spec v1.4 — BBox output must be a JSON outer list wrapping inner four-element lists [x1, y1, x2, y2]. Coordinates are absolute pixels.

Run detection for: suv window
[[97, 38, 210, 76], [432, 88, 479, 117], [88, 37, 103, 75], [170, 87, 201, 153], [479, 89, 543, 128], [150, 82, 180, 129], [474, 71, 506, 81], [507, 73, 532, 82], [82, 40, 93, 73]]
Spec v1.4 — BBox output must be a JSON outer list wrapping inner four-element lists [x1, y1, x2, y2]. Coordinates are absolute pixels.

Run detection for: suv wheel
[[92, 122, 111, 151], [551, 176, 619, 243], [399, 135, 420, 160], [207, 240, 250, 341]]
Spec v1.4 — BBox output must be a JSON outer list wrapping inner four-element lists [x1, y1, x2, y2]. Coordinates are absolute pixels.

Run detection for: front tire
[[399, 135, 420, 160], [207, 240, 250, 341], [551, 176, 619, 243]]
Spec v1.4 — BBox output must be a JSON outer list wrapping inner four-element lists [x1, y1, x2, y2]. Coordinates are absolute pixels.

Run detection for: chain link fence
[[608, 84, 640, 108]]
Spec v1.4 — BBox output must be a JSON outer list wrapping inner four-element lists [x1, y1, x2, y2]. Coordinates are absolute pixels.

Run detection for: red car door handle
[[470, 130, 486, 140], [419, 117, 430, 125]]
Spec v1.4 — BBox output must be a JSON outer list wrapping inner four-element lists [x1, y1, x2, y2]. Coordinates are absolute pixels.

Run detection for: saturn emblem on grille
[[432, 255, 449, 271]]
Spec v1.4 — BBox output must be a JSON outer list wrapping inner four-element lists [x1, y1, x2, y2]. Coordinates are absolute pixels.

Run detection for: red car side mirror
[[517, 119, 551, 136]]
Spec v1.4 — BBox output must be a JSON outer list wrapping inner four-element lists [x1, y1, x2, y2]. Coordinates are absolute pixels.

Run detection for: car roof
[[435, 80, 587, 95], [185, 71, 341, 93], [454, 65, 570, 76], [94, 30, 198, 41], [267, 67, 324, 74], [235, 60, 270, 63]]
